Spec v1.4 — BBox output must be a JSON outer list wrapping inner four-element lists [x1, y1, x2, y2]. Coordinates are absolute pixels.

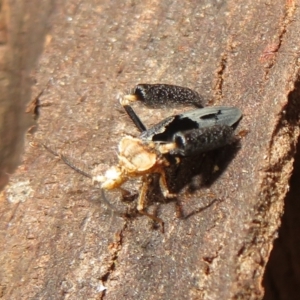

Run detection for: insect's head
[[118, 136, 158, 174], [93, 166, 124, 190], [93, 136, 161, 190]]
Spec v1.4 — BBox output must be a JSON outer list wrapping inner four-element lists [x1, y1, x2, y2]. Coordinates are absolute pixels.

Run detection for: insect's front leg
[[137, 176, 165, 232], [171, 125, 234, 156]]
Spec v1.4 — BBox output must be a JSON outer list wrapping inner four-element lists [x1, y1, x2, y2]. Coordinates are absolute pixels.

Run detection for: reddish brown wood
[[0, 1, 299, 299]]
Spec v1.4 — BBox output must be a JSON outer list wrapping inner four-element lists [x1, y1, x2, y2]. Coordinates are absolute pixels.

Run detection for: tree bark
[[0, 0, 299, 299]]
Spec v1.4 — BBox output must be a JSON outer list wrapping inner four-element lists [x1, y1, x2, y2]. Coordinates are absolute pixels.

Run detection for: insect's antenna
[[43, 144, 125, 214], [60, 155, 92, 179], [42, 144, 92, 179]]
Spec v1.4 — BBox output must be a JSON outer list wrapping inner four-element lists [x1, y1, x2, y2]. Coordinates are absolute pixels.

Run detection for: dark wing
[[140, 106, 242, 143]]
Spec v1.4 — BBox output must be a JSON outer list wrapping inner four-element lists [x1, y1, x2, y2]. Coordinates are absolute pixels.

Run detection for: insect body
[[45, 84, 242, 231], [95, 106, 241, 188], [93, 84, 242, 230]]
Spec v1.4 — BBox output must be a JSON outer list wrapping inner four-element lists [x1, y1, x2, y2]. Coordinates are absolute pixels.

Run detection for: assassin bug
[[45, 84, 242, 232]]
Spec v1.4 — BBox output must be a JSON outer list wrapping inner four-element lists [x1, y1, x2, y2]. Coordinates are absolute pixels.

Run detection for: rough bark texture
[[0, 0, 300, 299], [0, 0, 54, 190]]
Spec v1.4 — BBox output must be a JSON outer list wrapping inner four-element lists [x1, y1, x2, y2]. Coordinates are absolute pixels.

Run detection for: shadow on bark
[[263, 80, 300, 300]]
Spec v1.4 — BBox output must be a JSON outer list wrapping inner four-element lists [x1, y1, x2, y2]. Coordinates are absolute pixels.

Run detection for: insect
[[45, 84, 242, 232]]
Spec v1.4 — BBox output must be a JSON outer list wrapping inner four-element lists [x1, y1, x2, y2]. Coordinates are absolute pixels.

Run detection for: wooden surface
[[0, 0, 54, 190], [0, 0, 300, 299]]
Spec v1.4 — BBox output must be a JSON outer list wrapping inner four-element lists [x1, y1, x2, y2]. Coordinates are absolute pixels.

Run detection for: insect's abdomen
[[171, 125, 234, 156], [133, 84, 204, 108]]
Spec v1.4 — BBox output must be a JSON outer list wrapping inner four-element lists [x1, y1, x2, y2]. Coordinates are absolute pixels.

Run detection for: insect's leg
[[157, 166, 184, 218], [137, 176, 164, 232], [100, 189, 124, 215], [119, 186, 137, 202], [175, 199, 184, 218], [128, 84, 204, 108], [122, 104, 147, 132], [158, 168, 177, 198], [119, 94, 147, 132]]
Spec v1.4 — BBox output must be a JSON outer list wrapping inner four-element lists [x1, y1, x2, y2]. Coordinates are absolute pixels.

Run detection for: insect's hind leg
[[157, 168, 184, 218], [137, 176, 164, 232], [119, 93, 147, 132], [158, 168, 177, 199]]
